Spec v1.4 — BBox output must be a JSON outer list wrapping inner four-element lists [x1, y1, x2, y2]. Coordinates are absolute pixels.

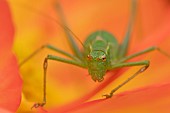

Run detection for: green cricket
[[19, 0, 170, 109]]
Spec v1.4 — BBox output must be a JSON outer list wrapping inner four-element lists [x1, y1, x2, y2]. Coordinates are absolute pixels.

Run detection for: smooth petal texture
[[0, 54, 22, 112], [0, 0, 14, 59], [65, 82, 170, 113], [0, 0, 22, 112], [9, 0, 170, 112], [0, 108, 12, 113]]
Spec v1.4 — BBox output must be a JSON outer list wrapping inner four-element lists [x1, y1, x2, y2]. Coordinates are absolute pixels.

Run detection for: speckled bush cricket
[[18, 0, 170, 108]]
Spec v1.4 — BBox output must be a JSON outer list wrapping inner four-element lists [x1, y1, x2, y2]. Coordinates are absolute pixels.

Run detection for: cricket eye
[[101, 55, 106, 62], [87, 55, 92, 60]]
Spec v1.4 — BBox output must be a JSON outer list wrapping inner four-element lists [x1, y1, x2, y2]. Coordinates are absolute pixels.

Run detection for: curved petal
[[64, 82, 170, 113], [0, 108, 12, 113], [9, 0, 170, 112], [0, 54, 22, 112], [0, 0, 22, 112]]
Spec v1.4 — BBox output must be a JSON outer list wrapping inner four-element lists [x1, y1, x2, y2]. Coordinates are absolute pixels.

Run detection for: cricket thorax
[[86, 50, 108, 82]]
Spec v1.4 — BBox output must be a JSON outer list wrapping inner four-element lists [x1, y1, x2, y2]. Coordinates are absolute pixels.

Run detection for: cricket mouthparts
[[90, 72, 105, 82], [92, 76, 104, 82], [88, 69, 106, 82]]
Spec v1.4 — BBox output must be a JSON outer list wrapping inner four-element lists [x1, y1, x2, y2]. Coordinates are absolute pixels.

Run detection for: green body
[[83, 31, 119, 82]]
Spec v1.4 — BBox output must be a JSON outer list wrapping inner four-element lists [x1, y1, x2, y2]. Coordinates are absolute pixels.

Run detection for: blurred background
[[6, 0, 170, 112]]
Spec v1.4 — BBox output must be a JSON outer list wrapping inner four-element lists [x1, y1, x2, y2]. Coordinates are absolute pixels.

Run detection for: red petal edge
[[0, 108, 12, 113], [0, 0, 22, 112], [0, 54, 22, 112], [64, 81, 170, 113]]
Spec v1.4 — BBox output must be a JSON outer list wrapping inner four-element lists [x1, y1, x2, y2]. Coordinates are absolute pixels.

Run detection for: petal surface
[[0, 0, 22, 112]]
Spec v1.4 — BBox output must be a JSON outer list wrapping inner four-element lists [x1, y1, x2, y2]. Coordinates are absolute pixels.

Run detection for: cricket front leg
[[31, 58, 48, 109], [103, 60, 149, 98], [31, 54, 86, 109]]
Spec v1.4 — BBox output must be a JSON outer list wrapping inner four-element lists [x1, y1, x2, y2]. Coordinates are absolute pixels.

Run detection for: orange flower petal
[[61, 82, 170, 113], [9, 0, 170, 112], [0, 54, 22, 111], [0, 0, 22, 112], [0, 0, 14, 54], [0, 108, 12, 113]]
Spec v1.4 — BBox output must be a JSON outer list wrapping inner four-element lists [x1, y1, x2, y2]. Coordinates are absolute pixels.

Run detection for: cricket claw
[[102, 94, 113, 99], [31, 102, 46, 109]]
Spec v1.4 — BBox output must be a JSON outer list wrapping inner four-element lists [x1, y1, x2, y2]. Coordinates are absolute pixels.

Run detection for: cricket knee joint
[[43, 54, 53, 69], [41, 44, 52, 49], [43, 57, 48, 70], [155, 47, 170, 58], [140, 61, 149, 73], [140, 65, 149, 73]]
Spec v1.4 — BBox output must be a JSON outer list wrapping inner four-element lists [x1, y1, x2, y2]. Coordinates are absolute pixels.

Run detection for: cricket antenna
[[59, 22, 85, 48], [13, 1, 85, 48]]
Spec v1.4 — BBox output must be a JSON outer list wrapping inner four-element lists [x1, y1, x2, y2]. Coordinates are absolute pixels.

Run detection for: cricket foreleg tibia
[[104, 61, 149, 98], [31, 54, 86, 109], [31, 58, 48, 109]]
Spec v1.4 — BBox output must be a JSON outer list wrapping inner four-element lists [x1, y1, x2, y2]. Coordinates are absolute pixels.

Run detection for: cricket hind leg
[[55, 1, 83, 60], [118, 0, 137, 58], [19, 44, 81, 67], [118, 46, 170, 63]]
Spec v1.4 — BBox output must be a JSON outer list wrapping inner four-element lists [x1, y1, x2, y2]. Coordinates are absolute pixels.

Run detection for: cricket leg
[[55, 1, 83, 60], [19, 44, 81, 67], [104, 60, 149, 98], [31, 58, 48, 109], [118, 46, 170, 63], [118, 0, 137, 58], [31, 54, 86, 109]]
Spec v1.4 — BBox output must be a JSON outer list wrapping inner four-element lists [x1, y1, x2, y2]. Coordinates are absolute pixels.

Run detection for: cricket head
[[86, 50, 108, 82]]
